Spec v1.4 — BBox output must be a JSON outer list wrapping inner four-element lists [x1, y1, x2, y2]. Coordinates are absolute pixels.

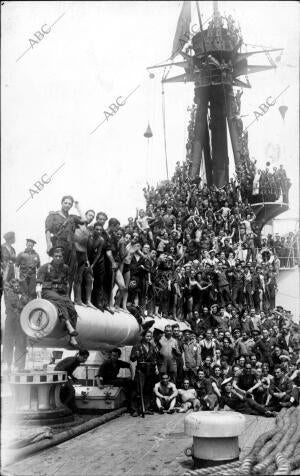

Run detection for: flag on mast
[[171, 1, 192, 60]]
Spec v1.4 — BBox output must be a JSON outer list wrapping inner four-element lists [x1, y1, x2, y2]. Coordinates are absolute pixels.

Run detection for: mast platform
[[251, 202, 289, 230]]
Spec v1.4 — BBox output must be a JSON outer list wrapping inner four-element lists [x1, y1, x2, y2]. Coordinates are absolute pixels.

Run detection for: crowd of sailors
[[58, 314, 300, 417], [1, 157, 299, 417]]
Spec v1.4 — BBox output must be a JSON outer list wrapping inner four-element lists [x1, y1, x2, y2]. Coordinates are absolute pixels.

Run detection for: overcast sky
[[2, 1, 299, 262]]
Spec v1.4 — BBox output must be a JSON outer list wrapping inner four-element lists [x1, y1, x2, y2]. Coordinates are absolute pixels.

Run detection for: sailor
[[154, 374, 178, 414], [36, 246, 79, 346], [157, 325, 181, 383], [55, 349, 90, 412], [96, 347, 133, 386], [45, 196, 86, 295], [73, 209, 95, 306], [182, 329, 202, 384], [194, 368, 217, 410], [130, 330, 159, 416], [85, 221, 107, 310], [16, 238, 40, 299], [2, 278, 29, 372], [105, 218, 127, 312], [177, 378, 200, 413], [219, 378, 276, 417], [95, 348, 134, 413]]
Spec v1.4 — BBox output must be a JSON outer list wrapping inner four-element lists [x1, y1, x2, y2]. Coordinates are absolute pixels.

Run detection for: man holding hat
[[16, 239, 40, 299]]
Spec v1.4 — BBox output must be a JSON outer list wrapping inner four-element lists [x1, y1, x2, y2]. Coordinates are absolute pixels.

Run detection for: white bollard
[[184, 411, 246, 467]]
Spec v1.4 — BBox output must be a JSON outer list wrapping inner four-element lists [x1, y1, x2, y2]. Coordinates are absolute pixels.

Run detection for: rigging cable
[[161, 65, 171, 180], [220, 55, 231, 180]]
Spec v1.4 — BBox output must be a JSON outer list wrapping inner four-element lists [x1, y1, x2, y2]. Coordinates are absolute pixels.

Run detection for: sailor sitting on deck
[[267, 365, 295, 411], [219, 378, 276, 417], [154, 374, 178, 414], [36, 246, 79, 347], [177, 378, 200, 413]]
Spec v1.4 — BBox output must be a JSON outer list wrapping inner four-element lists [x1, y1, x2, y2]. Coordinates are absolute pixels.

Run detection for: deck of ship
[[4, 411, 276, 476]]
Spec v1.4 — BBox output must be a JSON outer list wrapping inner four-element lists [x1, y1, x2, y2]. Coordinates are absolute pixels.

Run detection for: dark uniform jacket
[[237, 372, 257, 391], [130, 342, 158, 375], [219, 392, 248, 412], [277, 333, 294, 352], [252, 338, 274, 366], [55, 356, 81, 379], [45, 211, 83, 249], [37, 262, 69, 294], [16, 249, 40, 276], [96, 359, 130, 384], [269, 375, 293, 397], [221, 346, 235, 365]]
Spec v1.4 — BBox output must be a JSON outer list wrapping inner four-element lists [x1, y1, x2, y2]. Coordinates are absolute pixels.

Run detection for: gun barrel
[[20, 298, 141, 351]]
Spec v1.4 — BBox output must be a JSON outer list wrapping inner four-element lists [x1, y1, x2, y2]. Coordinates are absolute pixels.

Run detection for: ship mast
[[196, 1, 209, 67], [147, 2, 287, 229], [213, 0, 219, 18]]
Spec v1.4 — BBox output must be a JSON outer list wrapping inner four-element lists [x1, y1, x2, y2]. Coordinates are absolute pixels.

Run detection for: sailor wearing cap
[[16, 239, 40, 299], [37, 246, 79, 346]]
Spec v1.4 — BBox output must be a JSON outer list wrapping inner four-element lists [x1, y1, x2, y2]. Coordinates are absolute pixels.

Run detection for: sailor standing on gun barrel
[[45, 196, 86, 296], [36, 246, 79, 346]]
